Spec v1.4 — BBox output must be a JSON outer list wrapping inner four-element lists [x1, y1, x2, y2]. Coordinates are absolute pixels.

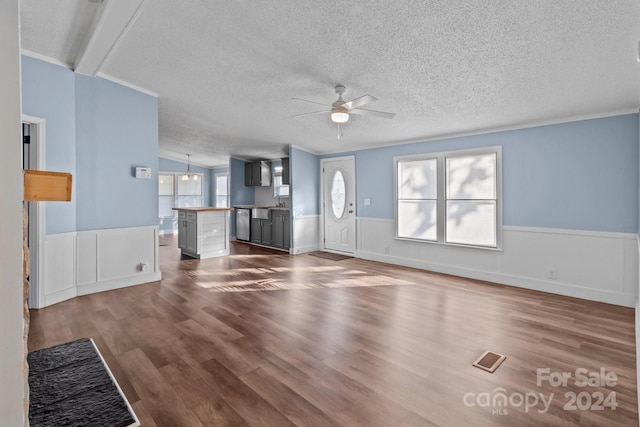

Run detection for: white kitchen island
[[172, 207, 233, 259]]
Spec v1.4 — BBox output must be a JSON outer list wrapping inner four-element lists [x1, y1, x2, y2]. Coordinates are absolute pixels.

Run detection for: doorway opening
[[22, 115, 46, 309]]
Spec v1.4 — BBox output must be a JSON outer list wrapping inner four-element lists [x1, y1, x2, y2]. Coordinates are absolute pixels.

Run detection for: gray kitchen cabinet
[[178, 211, 187, 248], [271, 210, 290, 250], [185, 211, 198, 254], [174, 208, 231, 259], [177, 210, 197, 252], [244, 161, 271, 186], [251, 218, 272, 245], [281, 157, 290, 185]]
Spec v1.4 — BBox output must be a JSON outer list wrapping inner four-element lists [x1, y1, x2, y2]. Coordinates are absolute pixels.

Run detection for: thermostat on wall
[[135, 167, 151, 179]]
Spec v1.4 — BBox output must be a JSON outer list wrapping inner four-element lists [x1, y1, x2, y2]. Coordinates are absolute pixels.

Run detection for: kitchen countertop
[[234, 205, 290, 210], [172, 207, 234, 212]]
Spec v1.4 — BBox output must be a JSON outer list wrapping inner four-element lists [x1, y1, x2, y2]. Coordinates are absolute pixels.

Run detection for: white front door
[[322, 157, 355, 254]]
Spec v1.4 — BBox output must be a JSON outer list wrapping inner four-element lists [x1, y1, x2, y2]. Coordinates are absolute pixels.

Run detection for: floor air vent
[[472, 351, 506, 373]]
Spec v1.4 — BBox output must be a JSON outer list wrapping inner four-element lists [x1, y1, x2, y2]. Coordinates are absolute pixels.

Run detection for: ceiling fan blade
[[341, 94, 377, 110], [349, 108, 396, 119], [292, 97, 331, 108], [291, 110, 331, 118]]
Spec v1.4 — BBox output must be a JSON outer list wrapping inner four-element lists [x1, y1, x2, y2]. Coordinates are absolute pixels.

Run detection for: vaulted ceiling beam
[[73, 0, 146, 76]]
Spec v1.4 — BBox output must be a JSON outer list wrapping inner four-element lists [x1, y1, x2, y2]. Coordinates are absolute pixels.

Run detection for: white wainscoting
[[41, 226, 161, 308], [43, 232, 76, 307], [356, 217, 638, 307], [292, 214, 320, 254]]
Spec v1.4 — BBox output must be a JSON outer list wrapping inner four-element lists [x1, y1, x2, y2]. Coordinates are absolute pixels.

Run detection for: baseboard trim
[[291, 244, 319, 255], [77, 272, 162, 297], [43, 287, 77, 307], [356, 250, 635, 307]]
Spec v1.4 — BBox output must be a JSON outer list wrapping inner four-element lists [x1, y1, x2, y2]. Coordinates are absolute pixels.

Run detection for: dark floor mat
[[28, 338, 139, 427]]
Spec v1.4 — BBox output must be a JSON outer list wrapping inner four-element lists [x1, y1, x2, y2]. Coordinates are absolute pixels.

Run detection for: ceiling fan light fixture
[[293, 84, 394, 133], [331, 111, 349, 123]]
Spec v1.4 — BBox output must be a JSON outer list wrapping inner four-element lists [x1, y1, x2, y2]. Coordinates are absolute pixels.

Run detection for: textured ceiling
[[20, 0, 640, 167], [20, 0, 99, 68]]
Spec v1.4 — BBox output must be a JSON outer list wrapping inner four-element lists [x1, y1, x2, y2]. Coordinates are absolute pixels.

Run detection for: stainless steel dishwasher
[[235, 208, 251, 241]]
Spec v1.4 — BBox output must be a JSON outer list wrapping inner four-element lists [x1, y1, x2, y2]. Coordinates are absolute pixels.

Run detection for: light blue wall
[[290, 147, 320, 216], [324, 114, 639, 233], [229, 157, 254, 236], [502, 116, 637, 232], [21, 56, 159, 234], [159, 157, 213, 207], [21, 56, 77, 234], [229, 158, 254, 205], [75, 75, 158, 231]]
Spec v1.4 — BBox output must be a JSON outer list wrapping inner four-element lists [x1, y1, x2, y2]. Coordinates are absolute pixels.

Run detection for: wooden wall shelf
[[24, 170, 72, 202]]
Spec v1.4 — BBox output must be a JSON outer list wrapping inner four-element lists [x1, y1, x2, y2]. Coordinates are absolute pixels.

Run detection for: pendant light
[[182, 154, 198, 181]]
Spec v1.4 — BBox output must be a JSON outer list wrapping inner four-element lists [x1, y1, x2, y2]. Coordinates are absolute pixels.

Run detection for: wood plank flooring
[[29, 236, 638, 426]]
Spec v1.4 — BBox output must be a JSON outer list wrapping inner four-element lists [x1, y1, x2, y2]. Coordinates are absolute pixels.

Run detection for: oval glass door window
[[331, 170, 346, 219]]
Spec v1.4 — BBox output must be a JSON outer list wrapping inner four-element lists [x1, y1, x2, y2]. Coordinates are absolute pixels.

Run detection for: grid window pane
[[159, 196, 174, 218], [159, 174, 174, 196], [397, 200, 437, 241], [177, 195, 202, 208], [398, 159, 437, 199], [215, 174, 229, 208], [159, 171, 204, 232], [273, 175, 290, 197], [446, 154, 496, 199], [216, 195, 228, 207], [216, 175, 228, 195], [446, 201, 496, 247], [178, 177, 202, 196], [277, 182, 290, 196]]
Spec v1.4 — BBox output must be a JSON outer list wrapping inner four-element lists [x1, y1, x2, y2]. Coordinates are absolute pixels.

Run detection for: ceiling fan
[[292, 85, 395, 138]]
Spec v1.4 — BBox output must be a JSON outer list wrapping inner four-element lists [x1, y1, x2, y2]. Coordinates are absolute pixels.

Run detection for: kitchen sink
[[251, 208, 271, 219]]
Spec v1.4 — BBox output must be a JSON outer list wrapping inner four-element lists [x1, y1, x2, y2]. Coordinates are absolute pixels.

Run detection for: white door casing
[[22, 115, 46, 309], [322, 156, 355, 254]]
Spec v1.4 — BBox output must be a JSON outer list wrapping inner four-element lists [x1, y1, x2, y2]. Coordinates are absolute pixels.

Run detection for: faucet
[[276, 194, 285, 208]]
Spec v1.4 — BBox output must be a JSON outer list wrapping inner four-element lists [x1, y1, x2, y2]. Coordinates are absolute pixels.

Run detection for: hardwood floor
[[29, 236, 638, 426]]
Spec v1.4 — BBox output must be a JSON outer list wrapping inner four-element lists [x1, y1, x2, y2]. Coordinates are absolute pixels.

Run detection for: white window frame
[[215, 172, 230, 208], [159, 171, 204, 217], [158, 173, 176, 218], [273, 166, 290, 198], [394, 146, 502, 250]]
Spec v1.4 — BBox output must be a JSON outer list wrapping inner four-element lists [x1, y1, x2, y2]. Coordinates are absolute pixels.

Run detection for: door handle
[[348, 210, 354, 213]]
